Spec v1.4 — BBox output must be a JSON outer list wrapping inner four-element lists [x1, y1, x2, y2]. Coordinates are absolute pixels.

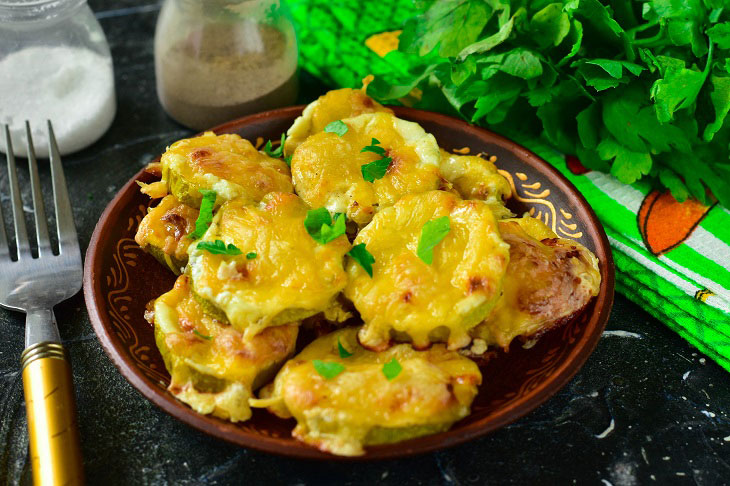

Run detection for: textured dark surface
[[0, 1, 729, 484]]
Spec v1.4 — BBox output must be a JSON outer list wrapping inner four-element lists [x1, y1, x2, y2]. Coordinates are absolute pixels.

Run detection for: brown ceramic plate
[[84, 106, 614, 460]]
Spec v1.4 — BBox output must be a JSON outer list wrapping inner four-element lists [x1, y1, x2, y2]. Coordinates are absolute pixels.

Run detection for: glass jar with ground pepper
[[154, 0, 298, 130]]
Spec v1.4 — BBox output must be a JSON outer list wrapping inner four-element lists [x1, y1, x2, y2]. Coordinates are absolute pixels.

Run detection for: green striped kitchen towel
[[287, 0, 730, 372]]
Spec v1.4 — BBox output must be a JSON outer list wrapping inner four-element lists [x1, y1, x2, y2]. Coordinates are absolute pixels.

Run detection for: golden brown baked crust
[[187, 192, 350, 339], [256, 328, 481, 456], [345, 190, 510, 351], [470, 217, 601, 349]]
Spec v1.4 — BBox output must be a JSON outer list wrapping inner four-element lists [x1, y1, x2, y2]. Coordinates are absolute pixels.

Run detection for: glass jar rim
[[0, 0, 86, 22]]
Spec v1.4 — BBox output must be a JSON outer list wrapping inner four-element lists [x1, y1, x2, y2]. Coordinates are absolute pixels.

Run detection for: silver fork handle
[[25, 308, 61, 347]]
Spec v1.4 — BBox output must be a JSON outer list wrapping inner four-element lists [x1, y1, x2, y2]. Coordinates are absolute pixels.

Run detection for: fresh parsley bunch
[[367, 0, 730, 206]]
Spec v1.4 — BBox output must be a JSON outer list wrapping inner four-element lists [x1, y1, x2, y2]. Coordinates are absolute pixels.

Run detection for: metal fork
[[0, 122, 84, 485]]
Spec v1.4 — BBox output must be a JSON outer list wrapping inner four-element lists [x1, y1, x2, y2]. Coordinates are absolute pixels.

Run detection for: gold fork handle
[[21, 343, 84, 486]]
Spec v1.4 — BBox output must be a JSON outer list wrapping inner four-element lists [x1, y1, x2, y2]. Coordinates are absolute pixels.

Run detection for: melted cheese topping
[[135, 195, 198, 270], [470, 217, 601, 349], [188, 193, 350, 339], [292, 112, 442, 226], [284, 88, 392, 155], [257, 328, 481, 456], [161, 131, 293, 207], [345, 190, 510, 350], [439, 150, 513, 218], [154, 275, 298, 422]]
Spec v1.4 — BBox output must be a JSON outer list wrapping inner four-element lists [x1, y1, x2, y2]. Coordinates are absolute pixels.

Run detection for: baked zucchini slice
[[439, 150, 513, 219], [187, 192, 350, 339], [291, 112, 442, 226], [135, 194, 198, 274], [345, 190, 510, 351], [152, 275, 298, 422], [160, 131, 293, 208], [469, 216, 601, 350], [255, 328, 481, 456], [284, 87, 392, 155]]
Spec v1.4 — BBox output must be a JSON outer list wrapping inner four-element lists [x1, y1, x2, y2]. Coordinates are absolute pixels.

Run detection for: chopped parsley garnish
[[187, 189, 217, 240], [382, 358, 402, 381], [361, 138, 386, 156], [313, 360, 345, 379], [347, 243, 375, 277], [360, 138, 392, 182], [416, 216, 451, 264], [246, 252, 257, 259], [197, 240, 242, 256], [284, 155, 292, 167], [263, 133, 286, 158], [324, 120, 349, 136], [337, 337, 354, 358], [193, 329, 212, 340], [304, 208, 346, 244]]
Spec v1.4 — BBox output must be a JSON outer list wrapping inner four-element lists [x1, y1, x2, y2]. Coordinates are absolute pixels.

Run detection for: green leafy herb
[[263, 133, 286, 158], [361, 138, 386, 156], [193, 329, 212, 340], [246, 252, 257, 259], [284, 155, 292, 167], [366, 0, 730, 206], [347, 243, 375, 277], [382, 358, 402, 381], [360, 138, 392, 182], [417, 216, 451, 264], [337, 337, 354, 358], [187, 189, 217, 240], [304, 208, 346, 244], [312, 360, 345, 380], [361, 157, 393, 182], [324, 120, 349, 136], [197, 240, 242, 256]]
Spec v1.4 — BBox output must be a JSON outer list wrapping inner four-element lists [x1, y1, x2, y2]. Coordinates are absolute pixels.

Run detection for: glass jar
[[155, 0, 299, 130], [0, 0, 116, 157]]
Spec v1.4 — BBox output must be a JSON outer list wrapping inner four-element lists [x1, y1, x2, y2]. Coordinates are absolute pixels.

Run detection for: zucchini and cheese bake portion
[[151, 131, 293, 207], [256, 328, 481, 456], [345, 190, 510, 351], [470, 216, 601, 350], [152, 275, 298, 422], [439, 151, 513, 219], [291, 112, 442, 226], [284, 86, 392, 154], [135, 194, 198, 274], [187, 192, 350, 339]]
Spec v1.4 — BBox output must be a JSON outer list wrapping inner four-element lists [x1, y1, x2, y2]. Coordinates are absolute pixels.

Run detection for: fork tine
[[4, 124, 31, 259], [47, 121, 78, 254], [25, 122, 52, 256], [0, 166, 8, 261]]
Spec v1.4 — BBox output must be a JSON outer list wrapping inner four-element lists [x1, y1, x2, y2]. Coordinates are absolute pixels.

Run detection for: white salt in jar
[[0, 0, 116, 157]]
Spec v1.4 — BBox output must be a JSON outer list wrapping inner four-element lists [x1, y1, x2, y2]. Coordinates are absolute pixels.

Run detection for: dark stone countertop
[[1, 1, 729, 484]]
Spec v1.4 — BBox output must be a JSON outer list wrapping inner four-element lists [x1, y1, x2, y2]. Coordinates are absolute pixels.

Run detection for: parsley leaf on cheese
[[313, 360, 345, 379], [382, 358, 402, 381], [324, 120, 349, 136], [416, 216, 451, 264], [193, 329, 212, 340], [337, 337, 354, 358], [187, 189, 216, 240], [347, 243, 375, 277], [197, 240, 243, 256], [304, 208, 346, 244], [360, 138, 392, 182], [361, 138, 387, 156], [246, 252, 257, 259]]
